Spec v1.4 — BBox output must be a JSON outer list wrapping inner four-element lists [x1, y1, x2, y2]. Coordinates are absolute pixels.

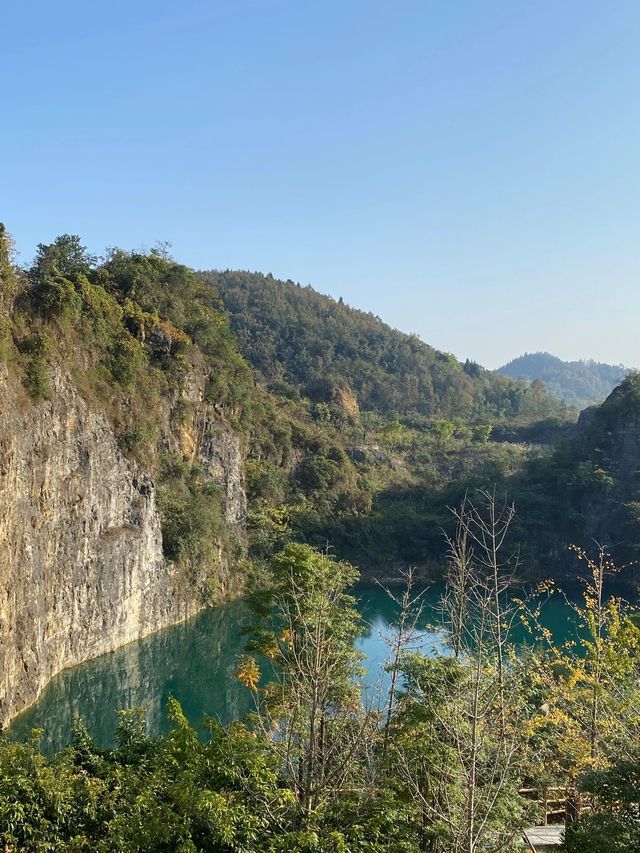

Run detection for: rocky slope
[[509, 372, 640, 576]]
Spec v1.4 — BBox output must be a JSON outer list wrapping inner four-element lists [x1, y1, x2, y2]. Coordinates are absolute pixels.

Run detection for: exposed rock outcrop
[[0, 367, 204, 727], [574, 386, 640, 549], [196, 409, 246, 528], [164, 360, 247, 532], [529, 376, 640, 580]]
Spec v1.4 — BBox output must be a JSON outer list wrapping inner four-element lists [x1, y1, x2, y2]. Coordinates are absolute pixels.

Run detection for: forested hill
[[202, 270, 568, 426], [497, 351, 629, 409]]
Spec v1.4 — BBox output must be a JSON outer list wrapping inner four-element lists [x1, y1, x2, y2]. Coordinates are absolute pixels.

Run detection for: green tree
[[564, 755, 640, 853], [240, 543, 368, 827], [30, 234, 96, 284], [0, 223, 14, 283], [524, 545, 640, 782]]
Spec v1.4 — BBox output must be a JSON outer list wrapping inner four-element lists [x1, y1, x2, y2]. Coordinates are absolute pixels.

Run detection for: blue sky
[[2, 1, 639, 368]]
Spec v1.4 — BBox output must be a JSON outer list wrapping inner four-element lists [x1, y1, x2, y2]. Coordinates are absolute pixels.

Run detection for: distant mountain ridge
[[497, 351, 630, 409]]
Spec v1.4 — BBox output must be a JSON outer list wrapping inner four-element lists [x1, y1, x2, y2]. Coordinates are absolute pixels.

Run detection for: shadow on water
[[7, 583, 587, 755]]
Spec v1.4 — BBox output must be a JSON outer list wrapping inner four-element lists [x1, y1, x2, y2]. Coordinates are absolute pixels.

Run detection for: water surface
[[8, 585, 579, 754]]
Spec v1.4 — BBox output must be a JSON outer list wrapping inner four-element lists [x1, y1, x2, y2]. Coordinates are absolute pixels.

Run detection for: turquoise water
[[7, 585, 578, 755]]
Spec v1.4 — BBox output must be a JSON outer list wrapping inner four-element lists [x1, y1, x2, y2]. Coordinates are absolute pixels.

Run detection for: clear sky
[[2, 1, 639, 368]]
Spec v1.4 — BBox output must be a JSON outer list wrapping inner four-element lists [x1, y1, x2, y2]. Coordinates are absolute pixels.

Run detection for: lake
[[7, 584, 579, 755]]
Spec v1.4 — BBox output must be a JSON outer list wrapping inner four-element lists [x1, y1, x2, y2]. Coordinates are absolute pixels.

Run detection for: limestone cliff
[[0, 365, 245, 727], [522, 374, 640, 578], [165, 360, 246, 532], [571, 383, 640, 550]]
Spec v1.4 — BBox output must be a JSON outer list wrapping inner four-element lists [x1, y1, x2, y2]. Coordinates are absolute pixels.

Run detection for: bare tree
[[449, 490, 520, 742], [443, 495, 475, 659], [378, 567, 427, 766], [392, 585, 530, 853], [385, 498, 532, 852]]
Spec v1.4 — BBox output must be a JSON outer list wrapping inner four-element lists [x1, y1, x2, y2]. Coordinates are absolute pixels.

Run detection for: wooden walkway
[[520, 786, 587, 850], [523, 825, 564, 850]]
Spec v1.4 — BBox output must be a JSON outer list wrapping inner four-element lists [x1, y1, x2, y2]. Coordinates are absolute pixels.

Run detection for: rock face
[[197, 408, 246, 528], [577, 395, 640, 548], [0, 367, 204, 727], [167, 362, 247, 532], [535, 378, 640, 580]]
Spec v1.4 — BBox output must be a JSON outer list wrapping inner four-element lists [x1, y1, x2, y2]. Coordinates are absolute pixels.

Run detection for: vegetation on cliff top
[[0, 229, 256, 600]]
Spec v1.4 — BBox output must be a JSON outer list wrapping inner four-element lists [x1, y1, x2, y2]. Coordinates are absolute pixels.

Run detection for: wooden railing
[[519, 786, 590, 826]]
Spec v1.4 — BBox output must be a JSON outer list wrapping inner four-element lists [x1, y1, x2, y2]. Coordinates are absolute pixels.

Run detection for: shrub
[[109, 334, 145, 387], [19, 332, 52, 400], [32, 272, 82, 321]]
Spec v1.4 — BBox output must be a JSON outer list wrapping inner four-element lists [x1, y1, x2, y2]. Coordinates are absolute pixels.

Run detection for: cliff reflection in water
[[8, 601, 254, 755]]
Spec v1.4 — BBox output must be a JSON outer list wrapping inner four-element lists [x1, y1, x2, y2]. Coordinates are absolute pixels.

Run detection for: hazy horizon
[[3, 1, 639, 369]]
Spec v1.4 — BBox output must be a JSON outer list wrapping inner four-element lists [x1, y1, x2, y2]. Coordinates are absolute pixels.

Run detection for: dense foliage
[[197, 269, 586, 573], [328, 372, 640, 574], [564, 757, 640, 853], [498, 351, 629, 410]]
